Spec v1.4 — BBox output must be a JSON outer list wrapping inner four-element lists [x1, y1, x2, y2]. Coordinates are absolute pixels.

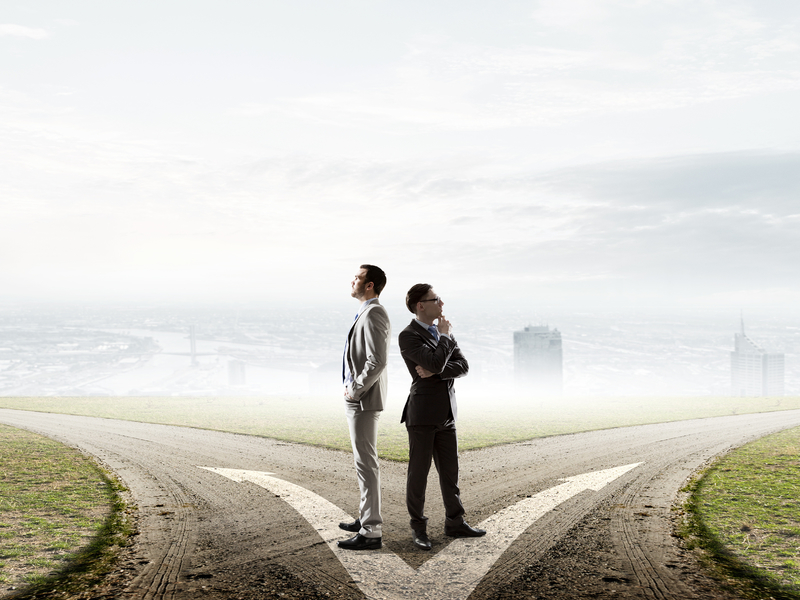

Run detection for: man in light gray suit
[[338, 264, 391, 550]]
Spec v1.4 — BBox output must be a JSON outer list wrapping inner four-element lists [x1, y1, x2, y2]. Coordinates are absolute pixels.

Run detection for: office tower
[[189, 325, 198, 366], [514, 325, 563, 395], [731, 319, 784, 397], [228, 359, 246, 386]]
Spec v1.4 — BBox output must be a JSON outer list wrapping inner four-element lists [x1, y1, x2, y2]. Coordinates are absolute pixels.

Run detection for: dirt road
[[2, 408, 799, 600]]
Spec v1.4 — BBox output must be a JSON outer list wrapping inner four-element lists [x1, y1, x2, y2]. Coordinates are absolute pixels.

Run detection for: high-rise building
[[731, 319, 784, 397], [227, 359, 246, 386], [514, 325, 563, 395]]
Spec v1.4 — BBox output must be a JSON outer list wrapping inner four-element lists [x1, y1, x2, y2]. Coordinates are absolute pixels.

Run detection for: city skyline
[[2, 304, 796, 398]]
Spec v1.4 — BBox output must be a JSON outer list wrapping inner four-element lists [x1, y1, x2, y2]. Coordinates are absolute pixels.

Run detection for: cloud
[[535, 152, 800, 211], [252, 4, 800, 134], [1, 14, 797, 307], [461, 151, 800, 303], [530, 0, 610, 31], [0, 24, 48, 39]]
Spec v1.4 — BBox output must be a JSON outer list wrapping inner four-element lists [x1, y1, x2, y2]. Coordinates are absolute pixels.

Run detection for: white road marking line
[[200, 463, 641, 600]]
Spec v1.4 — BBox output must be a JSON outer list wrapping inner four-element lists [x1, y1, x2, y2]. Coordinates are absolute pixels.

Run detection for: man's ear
[[365, 281, 374, 291]]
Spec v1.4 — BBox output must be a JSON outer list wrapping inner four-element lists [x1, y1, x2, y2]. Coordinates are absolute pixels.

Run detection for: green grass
[[0, 394, 798, 461], [0, 424, 132, 599], [680, 426, 800, 600]]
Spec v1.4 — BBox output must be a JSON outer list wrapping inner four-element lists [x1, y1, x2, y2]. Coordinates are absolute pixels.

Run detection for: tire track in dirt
[[53, 432, 199, 600], [2, 408, 800, 599], [604, 417, 796, 600]]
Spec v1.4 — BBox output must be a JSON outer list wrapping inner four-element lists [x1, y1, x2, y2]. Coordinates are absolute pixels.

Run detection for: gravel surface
[[2, 407, 800, 600]]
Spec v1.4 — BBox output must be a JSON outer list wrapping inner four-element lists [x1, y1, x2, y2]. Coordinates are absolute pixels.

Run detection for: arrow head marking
[[559, 462, 643, 491], [201, 462, 642, 600]]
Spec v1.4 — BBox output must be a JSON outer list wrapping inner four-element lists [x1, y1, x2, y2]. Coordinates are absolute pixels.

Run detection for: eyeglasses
[[419, 296, 442, 304]]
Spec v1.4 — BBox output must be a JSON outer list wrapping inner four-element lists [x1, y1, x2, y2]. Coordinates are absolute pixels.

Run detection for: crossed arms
[[398, 327, 469, 381]]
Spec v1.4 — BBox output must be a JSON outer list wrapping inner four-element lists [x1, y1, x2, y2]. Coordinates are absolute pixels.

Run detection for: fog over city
[[1, 304, 798, 400], [2, 1, 799, 400]]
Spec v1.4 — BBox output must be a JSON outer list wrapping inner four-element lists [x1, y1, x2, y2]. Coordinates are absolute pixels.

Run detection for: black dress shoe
[[444, 521, 486, 538], [412, 531, 431, 550], [339, 518, 361, 533], [337, 533, 382, 550]]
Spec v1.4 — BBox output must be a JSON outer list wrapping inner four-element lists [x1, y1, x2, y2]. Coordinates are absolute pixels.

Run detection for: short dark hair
[[360, 264, 387, 296], [405, 283, 432, 313]]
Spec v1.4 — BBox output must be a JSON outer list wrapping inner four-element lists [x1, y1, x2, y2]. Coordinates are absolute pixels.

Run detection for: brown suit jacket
[[398, 320, 469, 426]]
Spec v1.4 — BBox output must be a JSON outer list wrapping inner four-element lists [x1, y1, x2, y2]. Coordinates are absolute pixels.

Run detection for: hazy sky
[[3, 1, 799, 310]]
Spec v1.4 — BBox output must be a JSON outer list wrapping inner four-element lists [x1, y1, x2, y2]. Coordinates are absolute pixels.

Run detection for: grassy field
[[682, 426, 800, 600], [0, 423, 130, 599], [0, 394, 797, 461]]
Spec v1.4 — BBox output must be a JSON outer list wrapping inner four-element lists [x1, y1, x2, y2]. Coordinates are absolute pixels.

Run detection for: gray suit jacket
[[345, 300, 391, 411]]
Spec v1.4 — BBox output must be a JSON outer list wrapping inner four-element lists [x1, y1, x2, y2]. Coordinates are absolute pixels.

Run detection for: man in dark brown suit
[[398, 283, 486, 551]]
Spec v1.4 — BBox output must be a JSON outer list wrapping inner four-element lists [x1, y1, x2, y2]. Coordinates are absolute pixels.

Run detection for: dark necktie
[[427, 324, 439, 341]]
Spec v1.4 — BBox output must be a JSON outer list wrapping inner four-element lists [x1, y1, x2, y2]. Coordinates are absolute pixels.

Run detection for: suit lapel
[[347, 301, 381, 378], [411, 319, 437, 346], [349, 300, 373, 339]]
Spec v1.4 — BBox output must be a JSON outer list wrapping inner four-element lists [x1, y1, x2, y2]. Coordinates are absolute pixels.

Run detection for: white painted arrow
[[200, 462, 641, 600]]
